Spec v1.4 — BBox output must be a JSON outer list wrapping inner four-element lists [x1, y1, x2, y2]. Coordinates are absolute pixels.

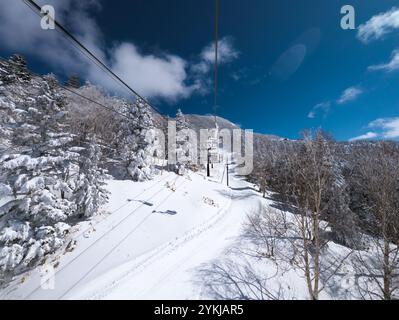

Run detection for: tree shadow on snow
[[195, 257, 286, 300], [216, 189, 258, 201], [229, 186, 259, 192], [265, 193, 301, 216]]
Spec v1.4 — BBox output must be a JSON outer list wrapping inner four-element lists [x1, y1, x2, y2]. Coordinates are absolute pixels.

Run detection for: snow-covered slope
[[185, 114, 240, 131], [0, 156, 389, 300], [0, 160, 253, 299]]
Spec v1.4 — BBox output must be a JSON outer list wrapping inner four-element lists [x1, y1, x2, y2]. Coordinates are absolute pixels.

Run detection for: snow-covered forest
[[247, 132, 399, 299], [0, 54, 157, 278], [0, 54, 398, 300]]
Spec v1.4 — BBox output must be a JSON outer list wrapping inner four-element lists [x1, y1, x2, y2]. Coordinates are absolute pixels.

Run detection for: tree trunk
[[383, 237, 392, 300]]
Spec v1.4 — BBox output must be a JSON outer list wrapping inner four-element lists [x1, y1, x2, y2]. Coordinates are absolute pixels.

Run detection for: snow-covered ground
[[0, 160, 266, 300], [0, 157, 387, 300]]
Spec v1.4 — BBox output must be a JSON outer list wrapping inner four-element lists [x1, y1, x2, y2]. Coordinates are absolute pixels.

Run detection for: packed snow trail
[[1, 172, 185, 299], [76, 167, 262, 300], [1, 162, 262, 300]]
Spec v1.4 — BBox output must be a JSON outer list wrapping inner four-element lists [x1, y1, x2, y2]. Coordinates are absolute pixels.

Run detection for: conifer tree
[[175, 108, 192, 174], [73, 135, 109, 218], [0, 54, 31, 84], [120, 98, 155, 181], [0, 74, 78, 224], [65, 74, 81, 89], [0, 64, 111, 274]]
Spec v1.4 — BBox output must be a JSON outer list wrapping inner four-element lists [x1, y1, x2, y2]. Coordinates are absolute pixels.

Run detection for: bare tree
[[248, 130, 355, 299], [197, 258, 285, 300], [243, 205, 290, 260], [351, 142, 399, 300], [282, 130, 333, 299]]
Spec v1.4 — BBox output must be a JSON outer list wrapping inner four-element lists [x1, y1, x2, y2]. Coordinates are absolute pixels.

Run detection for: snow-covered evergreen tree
[[120, 98, 155, 181], [64, 83, 157, 181], [0, 95, 15, 154], [0, 65, 78, 273], [73, 135, 109, 218], [0, 73, 78, 223], [65, 74, 81, 89], [0, 59, 109, 275], [175, 108, 192, 174], [0, 55, 31, 153], [0, 54, 31, 85]]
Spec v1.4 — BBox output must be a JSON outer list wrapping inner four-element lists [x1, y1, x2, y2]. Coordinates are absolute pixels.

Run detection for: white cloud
[[200, 37, 239, 65], [349, 132, 378, 142], [188, 37, 239, 95], [191, 61, 210, 74], [231, 73, 241, 81], [368, 49, 399, 72], [337, 87, 363, 104], [192, 37, 239, 75], [307, 111, 315, 119], [308, 86, 362, 119], [0, 0, 237, 102], [350, 117, 399, 141], [99, 43, 197, 101], [0, 0, 91, 73], [369, 117, 399, 139], [307, 101, 331, 119], [357, 7, 399, 43], [230, 68, 249, 82]]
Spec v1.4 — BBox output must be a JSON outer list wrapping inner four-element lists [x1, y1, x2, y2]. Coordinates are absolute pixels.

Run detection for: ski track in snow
[[83, 170, 259, 300], [1, 172, 184, 299], [85, 186, 233, 300], [59, 176, 189, 299], [1, 161, 262, 300]]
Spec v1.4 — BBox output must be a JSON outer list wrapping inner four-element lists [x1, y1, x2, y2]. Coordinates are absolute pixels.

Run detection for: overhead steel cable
[[61, 84, 132, 121], [24, 174, 185, 300], [21, 0, 162, 115], [0, 57, 132, 121], [58, 176, 187, 300]]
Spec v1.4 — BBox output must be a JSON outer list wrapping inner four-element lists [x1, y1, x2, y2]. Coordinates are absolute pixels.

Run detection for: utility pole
[[226, 162, 229, 187], [207, 147, 211, 177], [226, 154, 230, 187]]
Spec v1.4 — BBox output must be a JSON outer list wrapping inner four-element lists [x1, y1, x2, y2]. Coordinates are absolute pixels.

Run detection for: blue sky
[[1, 0, 399, 141]]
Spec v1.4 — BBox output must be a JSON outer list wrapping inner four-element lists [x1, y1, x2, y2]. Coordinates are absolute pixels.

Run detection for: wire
[[69, 172, 173, 242], [61, 85, 131, 121], [58, 176, 187, 299], [24, 174, 184, 299], [21, 0, 163, 116], [0, 56, 133, 121]]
